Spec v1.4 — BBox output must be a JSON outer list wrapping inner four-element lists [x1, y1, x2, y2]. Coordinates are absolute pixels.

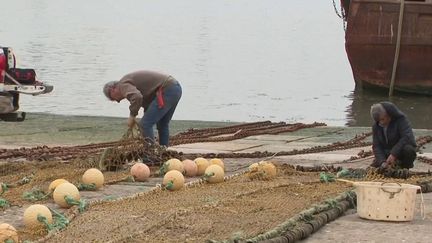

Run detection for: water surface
[[2, 0, 431, 128]]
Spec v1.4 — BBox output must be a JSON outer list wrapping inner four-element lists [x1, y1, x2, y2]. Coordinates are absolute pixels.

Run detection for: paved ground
[[1, 114, 432, 242], [172, 126, 432, 171], [303, 193, 432, 243]]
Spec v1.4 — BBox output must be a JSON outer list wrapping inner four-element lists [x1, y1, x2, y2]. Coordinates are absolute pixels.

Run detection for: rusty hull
[[345, 0, 432, 95]]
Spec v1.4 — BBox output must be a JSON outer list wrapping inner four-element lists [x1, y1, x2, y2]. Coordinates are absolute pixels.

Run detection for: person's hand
[[386, 154, 396, 167], [127, 116, 137, 128], [378, 161, 388, 172]]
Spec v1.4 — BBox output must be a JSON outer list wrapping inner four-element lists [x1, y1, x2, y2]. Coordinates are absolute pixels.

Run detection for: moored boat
[[339, 0, 432, 95]]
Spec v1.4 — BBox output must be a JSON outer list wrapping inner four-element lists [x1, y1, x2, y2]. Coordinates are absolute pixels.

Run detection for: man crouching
[[370, 101, 417, 170]]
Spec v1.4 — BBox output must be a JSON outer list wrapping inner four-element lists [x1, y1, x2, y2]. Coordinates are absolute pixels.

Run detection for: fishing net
[[0, 197, 9, 208], [98, 126, 180, 171], [76, 183, 96, 191], [22, 189, 51, 202], [319, 172, 335, 183], [0, 122, 429, 242], [64, 196, 87, 213], [44, 165, 353, 242], [37, 208, 70, 232]]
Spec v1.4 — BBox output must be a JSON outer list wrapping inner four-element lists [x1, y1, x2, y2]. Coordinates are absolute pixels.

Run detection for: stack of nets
[[98, 127, 181, 171]]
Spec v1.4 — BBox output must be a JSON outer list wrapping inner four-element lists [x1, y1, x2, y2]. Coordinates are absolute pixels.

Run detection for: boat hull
[[345, 0, 432, 95]]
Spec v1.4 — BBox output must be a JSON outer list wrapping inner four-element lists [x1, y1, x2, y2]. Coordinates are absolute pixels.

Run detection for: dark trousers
[[397, 144, 417, 168], [372, 144, 416, 169], [385, 144, 417, 169]]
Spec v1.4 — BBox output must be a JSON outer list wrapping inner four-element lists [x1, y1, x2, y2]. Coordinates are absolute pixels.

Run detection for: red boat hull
[[345, 0, 432, 95]]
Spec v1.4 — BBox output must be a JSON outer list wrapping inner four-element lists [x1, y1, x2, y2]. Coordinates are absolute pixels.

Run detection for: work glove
[[127, 116, 137, 128]]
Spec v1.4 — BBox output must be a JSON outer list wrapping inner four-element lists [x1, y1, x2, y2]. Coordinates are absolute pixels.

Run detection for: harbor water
[[1, 0, 431, 128]]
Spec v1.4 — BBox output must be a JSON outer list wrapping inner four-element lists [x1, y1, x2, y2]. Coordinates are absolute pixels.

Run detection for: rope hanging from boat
[[332, 0, 344, 19], [332, 0, 347, 31], [389, 0, 405, 97]]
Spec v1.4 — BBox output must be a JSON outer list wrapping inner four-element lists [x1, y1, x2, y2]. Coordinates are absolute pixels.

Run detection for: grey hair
[[370, 103, 387, 122], [103, 81, 118, 99]]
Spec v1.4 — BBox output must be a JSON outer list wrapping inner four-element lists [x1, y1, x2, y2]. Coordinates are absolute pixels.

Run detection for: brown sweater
[[117, 70, 175, 116]]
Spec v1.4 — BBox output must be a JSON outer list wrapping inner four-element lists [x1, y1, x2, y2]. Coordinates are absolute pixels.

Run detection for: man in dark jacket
[[370, 102, 416, 169]]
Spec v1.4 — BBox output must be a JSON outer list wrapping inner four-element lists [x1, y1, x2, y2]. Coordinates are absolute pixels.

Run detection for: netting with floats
[[42, 166, 353, 242], [0, 121, 431, 242]]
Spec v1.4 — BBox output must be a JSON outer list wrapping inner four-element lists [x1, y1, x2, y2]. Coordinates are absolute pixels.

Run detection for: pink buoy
[[182, 159, 198, 177], [131, 162, 151, 182]]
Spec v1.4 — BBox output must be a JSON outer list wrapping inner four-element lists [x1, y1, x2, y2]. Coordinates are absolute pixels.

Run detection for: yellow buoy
[[23, 204, 52, 230], [163, 158, 184, 174], [204, 164, 225, 183], [82, 168, 104, 189], [48, 179, 69, 193], [53, 182, 80, 208], [248, 162, 259, 170], [194, 157, 209, 176], [131, 162, 151, 181], [0, 223, 19, 242], [247, 161, 277, 180], [162, 170, 185, 191], [261, 161, 277, 179], [209, 158, 225, 170]]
